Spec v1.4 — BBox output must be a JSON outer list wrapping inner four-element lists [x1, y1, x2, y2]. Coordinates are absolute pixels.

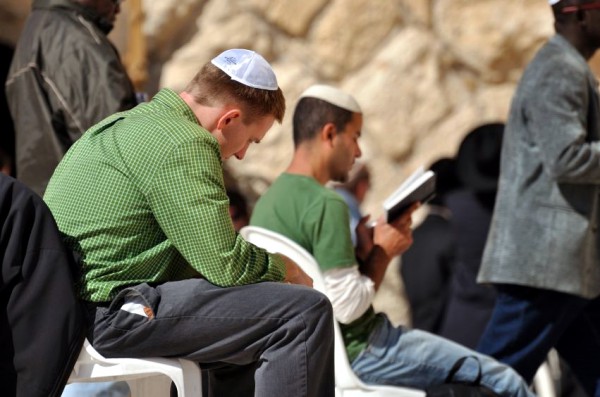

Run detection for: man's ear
[[216, 109, 241, 130], [320, 123, 337, 145]]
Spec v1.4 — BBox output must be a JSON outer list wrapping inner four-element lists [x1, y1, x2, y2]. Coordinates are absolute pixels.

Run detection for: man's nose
[[355, 144, 362, 158]]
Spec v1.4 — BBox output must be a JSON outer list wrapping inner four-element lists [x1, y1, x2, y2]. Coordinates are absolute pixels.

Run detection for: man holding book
[[250, 84, 534, 396]]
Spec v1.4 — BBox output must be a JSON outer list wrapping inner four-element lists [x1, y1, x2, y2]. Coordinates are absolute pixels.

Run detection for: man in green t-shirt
[[251, 84, 534, 397], [44, 50, 334, 397]]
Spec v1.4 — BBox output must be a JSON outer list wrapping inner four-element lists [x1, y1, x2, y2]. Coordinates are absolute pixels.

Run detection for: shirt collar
[[153, 88, 201, 126]]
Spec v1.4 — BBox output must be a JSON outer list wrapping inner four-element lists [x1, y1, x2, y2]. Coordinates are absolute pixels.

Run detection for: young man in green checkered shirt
[[44, 49, 335, 397]]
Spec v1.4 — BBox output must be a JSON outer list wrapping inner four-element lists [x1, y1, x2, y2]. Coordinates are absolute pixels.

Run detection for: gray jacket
[[478, 34, 600, 299], [5, 0, 136, 196]]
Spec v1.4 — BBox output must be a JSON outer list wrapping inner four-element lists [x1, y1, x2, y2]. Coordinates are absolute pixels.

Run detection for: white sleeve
[[322, 265, 375, 324]]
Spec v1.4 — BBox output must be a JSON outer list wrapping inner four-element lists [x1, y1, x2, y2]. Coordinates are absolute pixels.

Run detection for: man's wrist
[[367, 245, 392, 268]]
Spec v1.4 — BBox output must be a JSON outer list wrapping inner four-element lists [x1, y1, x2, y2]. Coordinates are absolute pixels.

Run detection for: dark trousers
[[477, 284, 600, 397], [90, 279, 335, 397]]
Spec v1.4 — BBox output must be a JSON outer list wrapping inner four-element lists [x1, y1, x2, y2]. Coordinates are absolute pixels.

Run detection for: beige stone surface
[[309, 0, 402, 79], [433, 0, 553, 83], [0, 0, 31, 45], [249, 0, 328, 36]]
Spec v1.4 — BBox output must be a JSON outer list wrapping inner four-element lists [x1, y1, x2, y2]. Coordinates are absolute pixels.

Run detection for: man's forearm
[[358, 245, 392, 290]]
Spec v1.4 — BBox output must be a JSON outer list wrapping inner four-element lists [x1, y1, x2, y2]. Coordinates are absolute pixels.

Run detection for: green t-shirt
[[44, 88, 285, 302], [251, 173, 383, 361]]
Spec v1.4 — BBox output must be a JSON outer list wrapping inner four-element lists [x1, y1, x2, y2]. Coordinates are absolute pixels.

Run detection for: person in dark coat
[[5, 0, 137, 196], [437, 122, 504, 349], [0, 174, 88, 397], [400, 157, 461, 333]]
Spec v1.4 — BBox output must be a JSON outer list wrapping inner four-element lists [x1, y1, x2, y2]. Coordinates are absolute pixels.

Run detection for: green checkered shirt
[[44, 88, 285, 302]]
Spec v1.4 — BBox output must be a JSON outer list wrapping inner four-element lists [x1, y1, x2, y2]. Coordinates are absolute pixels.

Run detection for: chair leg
[[170, 360, 203, 397]]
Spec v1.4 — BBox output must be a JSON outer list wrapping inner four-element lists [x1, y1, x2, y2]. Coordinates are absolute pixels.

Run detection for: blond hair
[[185, 63, 285, 124]]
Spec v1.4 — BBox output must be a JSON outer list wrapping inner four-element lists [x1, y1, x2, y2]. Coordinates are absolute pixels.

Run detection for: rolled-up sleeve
[[323, 265, 375, 323]]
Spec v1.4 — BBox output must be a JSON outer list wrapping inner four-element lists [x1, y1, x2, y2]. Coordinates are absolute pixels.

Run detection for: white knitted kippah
[[298, 84, 362, 113], [211, 49, 278, 91]]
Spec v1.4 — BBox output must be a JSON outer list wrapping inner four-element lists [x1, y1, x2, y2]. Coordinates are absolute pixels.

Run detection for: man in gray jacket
[[5, 0, 136, 196], [477, 1, 600, 395]]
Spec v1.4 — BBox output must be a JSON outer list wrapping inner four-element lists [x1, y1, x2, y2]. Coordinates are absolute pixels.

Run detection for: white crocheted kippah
[[211, 49, 278, 91]]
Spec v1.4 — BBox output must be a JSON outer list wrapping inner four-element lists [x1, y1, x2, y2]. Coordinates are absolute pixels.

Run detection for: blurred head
[[427, 157, 460, 206], [184, 50, 286, 160], [293, 85, 363, 182], [551, 0, 600, 50], [455, 122, 504, 193], [335, 162, 371, 203], [74, 0, 122, 34]]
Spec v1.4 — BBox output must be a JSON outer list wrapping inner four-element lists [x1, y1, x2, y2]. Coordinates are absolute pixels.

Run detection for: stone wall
[[141, 0, 558, 216]]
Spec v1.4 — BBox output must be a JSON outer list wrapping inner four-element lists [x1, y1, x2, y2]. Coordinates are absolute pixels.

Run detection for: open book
[[383, 166, 436, 223]]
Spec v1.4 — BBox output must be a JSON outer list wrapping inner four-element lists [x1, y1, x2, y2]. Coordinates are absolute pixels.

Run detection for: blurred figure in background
[[400, 157, 461, 333], [437, 122, 504, 349], [333, 162, 371, 246], [5, 0, 137, 196]]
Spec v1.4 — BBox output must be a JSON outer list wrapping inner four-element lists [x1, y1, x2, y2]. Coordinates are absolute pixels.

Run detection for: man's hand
[[280, 254, 313, 287], [355, 215, 374, 262], [373, 202, 419, 259]]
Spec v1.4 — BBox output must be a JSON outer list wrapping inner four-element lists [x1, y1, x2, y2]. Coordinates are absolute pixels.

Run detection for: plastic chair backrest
[[240, 226, 425, 397]]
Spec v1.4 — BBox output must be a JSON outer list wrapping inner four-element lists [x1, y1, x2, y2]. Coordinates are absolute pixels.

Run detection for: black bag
[[426, 356, 501, 397]]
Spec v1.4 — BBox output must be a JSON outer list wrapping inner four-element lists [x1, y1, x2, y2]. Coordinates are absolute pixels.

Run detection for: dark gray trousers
[[90, 279, 335, 397]]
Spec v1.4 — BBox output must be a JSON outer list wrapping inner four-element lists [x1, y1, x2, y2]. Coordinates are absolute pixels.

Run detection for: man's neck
[[286, 145, 330, 186], [179, 91, 216, 130], [557, 29, 598, 61]]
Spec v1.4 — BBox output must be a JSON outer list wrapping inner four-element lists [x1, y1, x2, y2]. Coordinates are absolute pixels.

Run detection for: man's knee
[[299, 286, 333, 309], [290, 286, 334, 324]]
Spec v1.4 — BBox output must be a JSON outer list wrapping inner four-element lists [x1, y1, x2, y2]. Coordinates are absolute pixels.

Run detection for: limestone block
[[309, 0, 402, 80], [433, 0, 553, 83], [398, 0, 432, 26], [142, 0, 206, 60], [249, 0, 328, 36], [345, 27, 448, 161], [0, 0, 31, 46]]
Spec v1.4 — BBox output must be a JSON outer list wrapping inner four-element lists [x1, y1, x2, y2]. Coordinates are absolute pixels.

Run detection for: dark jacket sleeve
[[0, 174, 89, 397]]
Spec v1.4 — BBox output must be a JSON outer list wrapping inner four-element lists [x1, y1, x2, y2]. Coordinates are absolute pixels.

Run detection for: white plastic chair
[[67, 338, 202, 396], [240, 225, 425, 397]]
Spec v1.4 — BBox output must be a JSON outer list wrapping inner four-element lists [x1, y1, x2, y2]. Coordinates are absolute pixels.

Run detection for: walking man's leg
[[477, 285, 589, 383]]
